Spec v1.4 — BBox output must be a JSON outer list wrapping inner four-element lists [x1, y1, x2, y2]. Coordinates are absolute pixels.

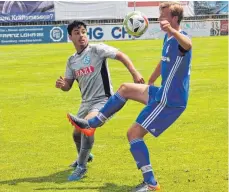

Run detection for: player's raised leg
[[67, 83, 150, 130]]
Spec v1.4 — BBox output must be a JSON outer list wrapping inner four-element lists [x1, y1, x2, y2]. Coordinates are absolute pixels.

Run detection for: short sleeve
[[181, 31, 191, 39], [93, 43, 118, 59], [64, 59, 74, 79]]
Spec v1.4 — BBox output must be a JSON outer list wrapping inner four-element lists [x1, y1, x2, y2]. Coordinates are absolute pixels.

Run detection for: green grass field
[[0, 36, 228, 192]]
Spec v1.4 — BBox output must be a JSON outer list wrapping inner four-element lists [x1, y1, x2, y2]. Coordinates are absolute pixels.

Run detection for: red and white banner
[[220, 20, 228, 36]]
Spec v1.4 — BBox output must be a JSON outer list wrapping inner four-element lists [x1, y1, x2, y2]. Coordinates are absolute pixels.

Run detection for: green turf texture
[[0, 36, 228, 192]]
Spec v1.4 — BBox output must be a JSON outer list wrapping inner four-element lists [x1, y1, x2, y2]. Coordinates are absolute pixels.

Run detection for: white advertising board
[[67, 21, 213, 42]]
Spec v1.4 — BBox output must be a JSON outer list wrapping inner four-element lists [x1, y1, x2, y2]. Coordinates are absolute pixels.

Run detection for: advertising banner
[[0, 25, 67, 45], [194, 1, 228, 15], [181, 21, 212, 37], [220, 20, 228, 36], [66, 21, 213, 42], [0, 1, 54, 22], [1, 20, 224, 45], [209, 21, 221, 36], [66, 24, 160, 42]]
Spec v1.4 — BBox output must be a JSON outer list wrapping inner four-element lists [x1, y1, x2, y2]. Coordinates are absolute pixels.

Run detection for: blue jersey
[[155, 31, 192, 107]]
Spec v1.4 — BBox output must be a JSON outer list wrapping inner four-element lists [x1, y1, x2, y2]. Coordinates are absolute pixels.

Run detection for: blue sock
[[88, 92, 127, 128], [130, 139, 156, 185]]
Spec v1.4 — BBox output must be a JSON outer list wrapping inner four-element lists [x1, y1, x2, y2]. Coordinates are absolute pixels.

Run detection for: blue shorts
[[136, 86, 186, 137]]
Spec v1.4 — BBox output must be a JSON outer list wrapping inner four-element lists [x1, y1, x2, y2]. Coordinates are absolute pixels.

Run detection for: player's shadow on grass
[[34, 183, 133, 191], [0, 170, 134, 191], [0, 169, 73, 185]]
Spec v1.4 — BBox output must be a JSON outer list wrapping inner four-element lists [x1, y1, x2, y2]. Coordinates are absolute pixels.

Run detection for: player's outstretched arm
[[115, 51, 145, 84], [148, 61, 161, 85], [55, 76, 74, 91]]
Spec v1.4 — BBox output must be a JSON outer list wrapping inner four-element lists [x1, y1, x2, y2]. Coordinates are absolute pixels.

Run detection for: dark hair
[[67, 20, 87, 35]]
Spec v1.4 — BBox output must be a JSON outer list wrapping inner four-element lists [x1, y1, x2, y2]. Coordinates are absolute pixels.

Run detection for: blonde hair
[[159, 2, 183, 24]]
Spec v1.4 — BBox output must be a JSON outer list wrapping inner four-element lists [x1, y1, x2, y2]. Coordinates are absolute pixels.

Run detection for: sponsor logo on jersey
[[83, 55, 91, 65], [161, 56, 170, 62], [75, 66, 94, 77]]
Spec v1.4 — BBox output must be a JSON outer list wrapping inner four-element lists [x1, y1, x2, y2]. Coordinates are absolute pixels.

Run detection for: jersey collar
[[77, 44, 89, 55]]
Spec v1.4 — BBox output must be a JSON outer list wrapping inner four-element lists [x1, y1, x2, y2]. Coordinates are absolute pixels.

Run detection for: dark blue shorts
[[136, 86, 185, 137]]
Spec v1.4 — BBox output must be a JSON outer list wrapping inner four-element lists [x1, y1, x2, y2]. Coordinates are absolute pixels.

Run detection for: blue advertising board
[[0, 1, 55, 22], [0, 25, 67, 45]]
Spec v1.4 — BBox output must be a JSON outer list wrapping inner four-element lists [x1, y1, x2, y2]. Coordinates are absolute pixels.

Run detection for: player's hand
[[148, 81, 154, 85], [133, 72, 145, 84], [160, 20, 176, 34], [55, 76, 65, 88]]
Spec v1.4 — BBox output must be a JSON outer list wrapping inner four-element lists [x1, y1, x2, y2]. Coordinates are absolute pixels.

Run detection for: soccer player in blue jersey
[[67, 2, 192, 191]]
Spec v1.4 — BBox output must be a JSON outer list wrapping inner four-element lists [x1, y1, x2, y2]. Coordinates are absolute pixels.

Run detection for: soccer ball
[[123, 11, 149, 37]]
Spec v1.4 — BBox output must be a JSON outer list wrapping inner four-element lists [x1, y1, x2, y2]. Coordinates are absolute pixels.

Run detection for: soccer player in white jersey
[[67, 2, 192, 191], [55, 20, 144, 181]]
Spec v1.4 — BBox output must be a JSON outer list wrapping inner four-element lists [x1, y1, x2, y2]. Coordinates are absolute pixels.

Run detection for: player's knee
[[118, 83, 129, 97], [127, 125, 147, 141], [74, 128, 81, 134], [127, 129, 137, 141], [127, 130, 131, 140], [82, 134, 94, 148], [73, 130, 81, 137]]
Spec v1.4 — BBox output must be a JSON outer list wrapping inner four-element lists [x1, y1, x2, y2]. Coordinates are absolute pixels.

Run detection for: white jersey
[[65, 43, 118, 102]]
